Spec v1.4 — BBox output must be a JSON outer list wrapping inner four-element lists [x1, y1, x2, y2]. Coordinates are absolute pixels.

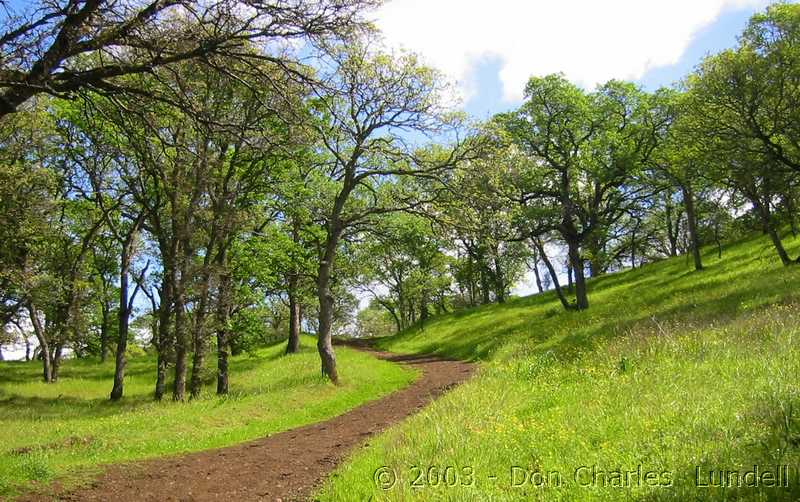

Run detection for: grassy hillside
[[0, 337, 416, 498], [319, 232, 800, 501]]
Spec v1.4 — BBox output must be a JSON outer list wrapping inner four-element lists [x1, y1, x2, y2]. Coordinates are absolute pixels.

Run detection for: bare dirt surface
[[21, 342, 475, 501]]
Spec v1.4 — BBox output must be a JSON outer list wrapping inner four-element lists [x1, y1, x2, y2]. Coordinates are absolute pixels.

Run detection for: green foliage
[[495, 73, 665, 307], [356, 301, 397, 338], [686, 4, 800, 265], [356, 212, 455, 330], [440, 142, 533, 306]]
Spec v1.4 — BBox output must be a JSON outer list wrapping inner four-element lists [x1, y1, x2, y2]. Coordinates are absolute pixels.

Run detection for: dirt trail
[[23, 343, 474, 501]]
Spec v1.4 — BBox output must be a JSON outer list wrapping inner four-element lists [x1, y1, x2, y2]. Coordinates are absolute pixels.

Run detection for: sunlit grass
[[319, 232, 800, 501], [0, 336, 417, 497]]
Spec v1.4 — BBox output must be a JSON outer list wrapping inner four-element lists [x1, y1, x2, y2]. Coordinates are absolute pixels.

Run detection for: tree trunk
[[285, 275, 301, 354], [153, 254, 171, 400], [99, 303, 110, 363], [467, 259, 477, 307], [681, 184, 703, 271], [50, 343, 63, 382], [110, 247, 131, 401], [781, 191, 798, 237], [189, 343, 205, 398], [110, 218, 143, 401], [189, 293, 210, 400], [665, 191, 678, 257], [285, 215, 303, 354], [588, 242, 603, 277], [28, 304, 51, 382], [566, 261, 574, 294], [493, 257, 506, 303], [154, 284, 172, 401], [751, 193, 794, 266], [172, 294, 188, 401], [397, 292, 407, 330], [479, 265, 491, 304], [172, 233, 193, 401], [216, 269, 232, 395], [466, 255, 478, 307], [216, 329, 229, 395], [531, 255, 544, 294], [316, 225, 341, 384], [567, 239, 589, 310], [437, 294, 448, 314], [766, 225, 793, 266], [391, 309, 402, 332], [316, 278, 339, 383], [533, 239, 572, 310]]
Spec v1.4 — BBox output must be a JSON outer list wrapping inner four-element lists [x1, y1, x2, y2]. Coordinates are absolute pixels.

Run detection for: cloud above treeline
[[373, 0, 770, 102]]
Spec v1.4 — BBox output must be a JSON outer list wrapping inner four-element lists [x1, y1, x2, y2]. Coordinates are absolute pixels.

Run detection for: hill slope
[[319, 233, 800, 501]]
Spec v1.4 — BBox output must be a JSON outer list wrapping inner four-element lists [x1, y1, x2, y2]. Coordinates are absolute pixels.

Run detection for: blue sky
[[463, 7, 762, 118], [374, 0, 777, 119]]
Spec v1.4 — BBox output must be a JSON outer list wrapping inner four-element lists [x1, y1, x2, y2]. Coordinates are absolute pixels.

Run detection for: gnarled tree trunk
[[533, 239, 572, 310], [154, 283, 172, 401], [316, 221, 341, 384], [566, 239, 589, 310], [681, 184, 703, 271], [27, 304, 52, 382], [189, 283, 211, 399], [753, 197, 794, 266], [110, 218, 143, 401], [109, 244, 132, 401], [50, 342, 63, 382]]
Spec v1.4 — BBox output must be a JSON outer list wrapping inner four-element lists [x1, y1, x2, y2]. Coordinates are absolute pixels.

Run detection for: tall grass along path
[[20, 342, 474, 501]]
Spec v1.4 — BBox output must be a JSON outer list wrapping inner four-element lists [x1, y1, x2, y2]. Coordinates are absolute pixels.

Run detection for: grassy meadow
[[318, 232, 800, 501], [0, 337, 416, 498]]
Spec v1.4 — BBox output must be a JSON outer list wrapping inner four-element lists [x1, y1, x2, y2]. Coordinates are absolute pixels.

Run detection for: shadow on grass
[[0, 392, 161, 422]]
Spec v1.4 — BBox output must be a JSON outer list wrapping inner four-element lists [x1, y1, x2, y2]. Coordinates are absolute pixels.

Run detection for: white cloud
[[373, 0, 770, 102]]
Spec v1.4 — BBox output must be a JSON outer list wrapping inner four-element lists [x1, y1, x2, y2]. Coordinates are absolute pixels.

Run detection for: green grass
[[0, 336, 417, 498], [318, 232, 800, 501]]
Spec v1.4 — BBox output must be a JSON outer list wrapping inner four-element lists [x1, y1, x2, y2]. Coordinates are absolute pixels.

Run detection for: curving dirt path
[[22, 343, 474, 502]]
